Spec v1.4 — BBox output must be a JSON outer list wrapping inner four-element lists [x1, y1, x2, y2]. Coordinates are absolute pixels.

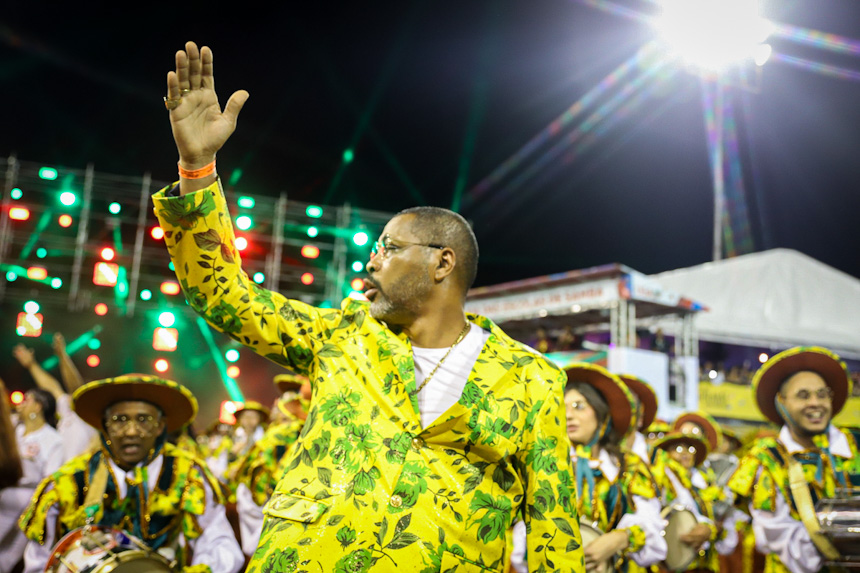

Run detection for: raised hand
[[165, 42, 249, 174], [52, 332, 66, 354], [12, 344, 36, 369]]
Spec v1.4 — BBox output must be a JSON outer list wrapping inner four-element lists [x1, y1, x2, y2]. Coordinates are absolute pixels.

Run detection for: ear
[[433, 247, 457, 282]]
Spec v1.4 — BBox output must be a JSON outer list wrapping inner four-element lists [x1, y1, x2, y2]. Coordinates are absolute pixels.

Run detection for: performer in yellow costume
[[18, 375, 244, 573], [154, 41, 584, 572], [729, 347, 860, 573]]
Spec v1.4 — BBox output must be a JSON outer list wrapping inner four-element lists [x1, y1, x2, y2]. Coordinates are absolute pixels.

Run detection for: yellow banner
[[699, 381, 860, 427]]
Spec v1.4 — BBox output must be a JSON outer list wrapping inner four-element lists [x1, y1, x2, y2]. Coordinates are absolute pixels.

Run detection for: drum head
[[579, 521, 616, 573], [663, 507, 699, 571], [46, 527, 171, 573], [101, 551, 173, 573]]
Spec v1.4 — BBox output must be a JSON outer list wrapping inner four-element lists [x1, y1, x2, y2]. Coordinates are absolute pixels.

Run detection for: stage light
[[759, 353, 769, 363], [50, 278, 62, 289], [301, 245, 320, 259], [306, 205, 323, 218], [307, 226, 319, 238], [58, 214, 73, 228], [93, 262, 119, 287], [160, 281, 181, 295], [10, 188, 23, 200], [168, 262, 175, 271], [16, 312, 43, 337], [153, 328, 178, 352], [88, 338, 101, 350], [253, 272, 265, 284], [225, 349, 240, 363], [352, 231, 369, 246], [154, 358, 170, 372], [94, 303, 109, 316], [27, 267, 48, 280], [236, 215, 253, 230], [60, 191, 77, 206], [86, 355, 100, 367], [348, 290, 366, 300], [754, 43, 772, 67], [39, 167, 58, 180], [300, 272, 314, 285], [708, 370, 717, 380], [23, 301, 40, 314], [235, 237, 248, 251], [36, 248, 47, 258], [342, 149, 354, 164], [10, 207, 30, 221], [11, 391, 24, 405], [151, 226, 164, 240], [226, 365, 240, 378], [140, 289, 152, 301], [655, 0, 773, 71], [158, 311, 176, 328], [6, 271, 17, 282], [351, 278, 364, 291], [352, 261, 364, 272], [238, 196, 255, 209], [108, 202, 121, 215], [100, 247, 116, 261]]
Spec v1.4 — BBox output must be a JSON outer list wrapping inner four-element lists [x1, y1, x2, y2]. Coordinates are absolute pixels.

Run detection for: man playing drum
[[729, 347, 860, 573], [18, 374, 244, 573]]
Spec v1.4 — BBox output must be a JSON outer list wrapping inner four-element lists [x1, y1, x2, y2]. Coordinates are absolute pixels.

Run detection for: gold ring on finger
[[164, 96, 181, 111], [180, 88, 191, 96]]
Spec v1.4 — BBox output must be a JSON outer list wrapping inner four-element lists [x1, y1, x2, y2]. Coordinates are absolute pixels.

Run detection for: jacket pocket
[[439, 551, 498, 572], [262, 492, 327, 523]]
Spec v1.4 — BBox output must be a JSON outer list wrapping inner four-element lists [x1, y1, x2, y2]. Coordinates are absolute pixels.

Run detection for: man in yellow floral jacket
[[153, 41, 584, 572]]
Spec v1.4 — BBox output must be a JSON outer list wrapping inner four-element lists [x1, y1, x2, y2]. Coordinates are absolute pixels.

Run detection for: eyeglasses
[[785, 387, 834, 402], [105, 414, 161, 435], [369, 234, 444, 261], [566, 401, 589, 412], [674, 445, 699, 455]]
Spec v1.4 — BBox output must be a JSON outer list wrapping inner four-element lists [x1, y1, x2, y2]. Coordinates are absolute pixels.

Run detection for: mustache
[[363, 277, 379, 291]]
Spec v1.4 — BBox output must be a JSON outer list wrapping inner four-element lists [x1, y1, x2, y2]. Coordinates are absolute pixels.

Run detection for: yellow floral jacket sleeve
[[153, 181, 585, 572]]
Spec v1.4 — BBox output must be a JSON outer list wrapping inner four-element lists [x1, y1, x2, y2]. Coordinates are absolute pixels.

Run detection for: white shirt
[[413, 322, 488, 427], [22, 452, 244, 573], [56, 394, 98, 462], [749, 424, 852, 573]]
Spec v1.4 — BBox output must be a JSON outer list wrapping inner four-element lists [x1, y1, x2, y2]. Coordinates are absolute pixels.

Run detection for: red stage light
[[219, 401, 238, 425], [93, 262, 119, 287], [151, 226, 165, 240], [100, 247, 115, 261], [153, 327, 179, 352], [10, 207, 30, 221], [351, 278, 364, 291], [301, 245, 320, 259], [235, 237, 248, 251], [11, 391, 24, 405], [154, 358, 169, 373], [86, 355, 100, 367], [94, 303, 109, 316], [27, 267, 48, 280], [58, 214, 73, 228], [300, 272, 314, 285], [160, 281, 181, 295], [16, 312, 43, 337], [227, 365, 240, 378]]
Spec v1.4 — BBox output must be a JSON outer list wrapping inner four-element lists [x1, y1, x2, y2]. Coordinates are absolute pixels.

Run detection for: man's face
[[237, 409, 263, 433], [17, 391, 41, 419], [777, 371, 832, 436], [668, 442, 699, 469], [364, 215, 436, 325], [104, 401, 165, 469]]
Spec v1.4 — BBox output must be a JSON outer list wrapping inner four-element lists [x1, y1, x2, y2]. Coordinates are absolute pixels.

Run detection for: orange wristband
[[178, 160, 216, 180]]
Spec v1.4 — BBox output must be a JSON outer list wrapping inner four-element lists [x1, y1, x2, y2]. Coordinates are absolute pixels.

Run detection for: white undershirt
[[412, 322, 488, 427]]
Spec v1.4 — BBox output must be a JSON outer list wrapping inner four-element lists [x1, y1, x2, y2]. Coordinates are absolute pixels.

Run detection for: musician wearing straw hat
[[728, 347, 860, 573], [512, 364, 667, 572], [619, 374, 659, 467], [17, 374, 244, 573], [232, 374, 311, 557]]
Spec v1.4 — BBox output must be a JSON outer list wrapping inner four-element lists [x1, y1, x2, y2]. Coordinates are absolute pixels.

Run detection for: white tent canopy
[[652, 249, 860, 359]]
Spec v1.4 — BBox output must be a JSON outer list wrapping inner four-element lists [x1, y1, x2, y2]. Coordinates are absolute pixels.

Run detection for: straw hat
[[674, 411, 722, 452], [619, 374, 658, 430], [73, 374, 197, 433], [565, 363, 635, 439], [234, 400, 271, 421], [274, 373, 309, 393]]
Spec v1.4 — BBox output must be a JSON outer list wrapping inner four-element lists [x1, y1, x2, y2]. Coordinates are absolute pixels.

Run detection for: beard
[[368, 270, 433, 324]]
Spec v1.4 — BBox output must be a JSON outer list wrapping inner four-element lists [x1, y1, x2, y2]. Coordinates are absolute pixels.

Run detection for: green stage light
[[225, 349, 240, 363], [307, 226, 319, 238], [36, 248, 47, 259], [10, 188, 23, 200], [168, 262, 175, 271], [39, 167, 58, 180], [24, 301, 40, 314], [158, 311, 176, 328], [306, 205, 323, 218], [236, 215, 253, 230], [88, 338, 101, 350], [353, 231, 369, 246], [352, 260, 364, 272], [253, 272, 265, 284], [343, 149, 355, 164], [50, 278, 63, 289], [60, 191, 77, 206], [6, 271, 17, 281], [140, 289, 152, 301], [238, 196, 255, 209], [108, 202, 121, 215]]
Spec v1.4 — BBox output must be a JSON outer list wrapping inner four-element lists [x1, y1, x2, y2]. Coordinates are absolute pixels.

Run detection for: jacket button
[[389, 495, 403, 508], [411, 437, 425, 451]]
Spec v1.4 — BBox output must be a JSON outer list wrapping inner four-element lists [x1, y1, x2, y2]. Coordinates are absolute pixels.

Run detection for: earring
[[105, 439, 112, 446], [28, 413, 37, 421]]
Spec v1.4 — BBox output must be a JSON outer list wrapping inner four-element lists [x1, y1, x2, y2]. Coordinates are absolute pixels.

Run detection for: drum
[[46, 526, 173, 573], [579, 520, 616, 573], [661, 505, 699, 572], [816, 493, 860, 567]]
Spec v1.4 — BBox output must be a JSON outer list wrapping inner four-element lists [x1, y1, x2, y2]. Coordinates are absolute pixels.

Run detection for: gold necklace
[[413, 321, 471, 395]]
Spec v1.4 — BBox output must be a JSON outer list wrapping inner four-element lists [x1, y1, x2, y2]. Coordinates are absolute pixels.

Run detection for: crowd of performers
[[1, 337, 856, 573]]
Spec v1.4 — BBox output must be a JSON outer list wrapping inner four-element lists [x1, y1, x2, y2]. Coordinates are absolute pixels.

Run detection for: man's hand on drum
[[165, 41, 249, 193], [679, 523, 711, 548], [583, 530, 628, 572]]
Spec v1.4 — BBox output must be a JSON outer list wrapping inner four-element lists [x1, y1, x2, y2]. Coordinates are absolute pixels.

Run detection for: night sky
[[3, 1, 859, 287]]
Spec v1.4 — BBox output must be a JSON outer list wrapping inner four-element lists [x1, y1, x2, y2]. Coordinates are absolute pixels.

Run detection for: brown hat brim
[[565, 364, 633, 438], [73, 375, 197, 433], [753, 347, 851, 425], [274, 373, 308, 393], [235, 401, 270, 421], [674, 412, 721, 452], [619, 374, 658, 430]]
